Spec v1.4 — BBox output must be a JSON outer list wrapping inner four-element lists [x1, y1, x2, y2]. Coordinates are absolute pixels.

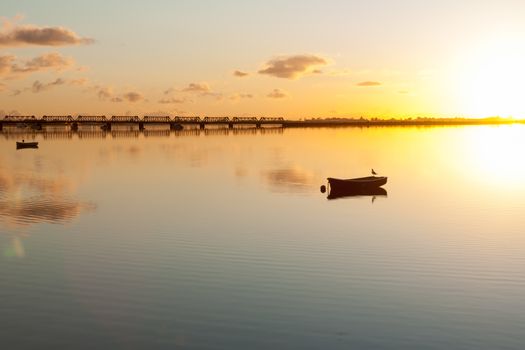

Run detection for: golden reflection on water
[[459, 126, 525, 188], [1, 125, 525, 229]]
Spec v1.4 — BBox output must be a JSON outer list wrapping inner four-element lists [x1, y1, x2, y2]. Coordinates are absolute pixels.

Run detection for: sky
[[1, 0, 525, 119]]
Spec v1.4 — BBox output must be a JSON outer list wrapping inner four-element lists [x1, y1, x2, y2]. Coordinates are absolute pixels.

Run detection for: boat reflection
[[326, 186, 388, 201]]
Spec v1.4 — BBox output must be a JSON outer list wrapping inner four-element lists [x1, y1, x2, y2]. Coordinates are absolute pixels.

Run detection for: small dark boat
[[327, 176, 387, 190], [171, 123, 183, 131], [16, 141, 39, 149], [328, 186, 387, 200]]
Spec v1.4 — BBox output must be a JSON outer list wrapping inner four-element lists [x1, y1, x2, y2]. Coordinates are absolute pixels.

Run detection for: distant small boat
[[172, 123, 183, 131], [327, 176, 387, 190], [16, 141, 39, 149]]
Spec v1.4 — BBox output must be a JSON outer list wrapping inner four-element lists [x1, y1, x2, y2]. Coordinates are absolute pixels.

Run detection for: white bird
[[371, 168, 377, 175]]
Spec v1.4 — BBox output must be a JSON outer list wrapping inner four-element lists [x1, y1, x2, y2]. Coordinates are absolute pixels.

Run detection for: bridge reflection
[[1, 127, 284, 139]]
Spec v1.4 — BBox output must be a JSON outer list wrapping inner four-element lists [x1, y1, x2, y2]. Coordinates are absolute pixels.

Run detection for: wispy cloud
[[233, 70, 249, 77], [158, 97, 186, 104], [357, 81, 382, 86], [96, 86, 114, 100], [0, 55, 14, 76], [267, 88, 288, 99], [182, 82, 211, 93], [258, 54, 328, 79], [14, 52, 74, 73], [180, 82, 223, 100], [69, 77, 88, 86], [122, 91, 143, 102], [31, 78, 65, 93], [0, 52, 74, 79], [10, 77, 70, 95], [0, 17, 94, 47], [230, 93, 253, 101], [163, 87, 176, 95], [95, 86, 144, 103]]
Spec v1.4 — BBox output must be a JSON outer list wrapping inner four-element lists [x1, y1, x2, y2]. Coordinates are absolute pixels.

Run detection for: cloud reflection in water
[[262, 167, 317, 193], [0, 169, 95, 227], [0, 197, 95, 226]]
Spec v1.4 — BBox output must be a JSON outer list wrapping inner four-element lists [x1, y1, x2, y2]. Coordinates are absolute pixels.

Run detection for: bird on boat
[[371, 168, 377, 175]]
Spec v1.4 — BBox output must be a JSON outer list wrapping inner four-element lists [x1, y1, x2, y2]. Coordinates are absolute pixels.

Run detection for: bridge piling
[[139, 122, 144, 131]]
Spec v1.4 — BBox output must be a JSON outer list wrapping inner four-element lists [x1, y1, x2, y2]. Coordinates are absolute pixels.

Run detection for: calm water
[[1, 125, 525, 349]]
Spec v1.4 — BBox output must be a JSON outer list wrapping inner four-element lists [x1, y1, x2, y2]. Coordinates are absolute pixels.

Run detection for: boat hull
[[327, 176, 387, 190], [16, 142, 39, 149]]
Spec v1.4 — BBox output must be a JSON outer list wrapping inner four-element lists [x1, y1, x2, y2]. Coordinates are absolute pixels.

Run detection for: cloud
[[182, 82, 211, 93], [267, 89, 288, 99], [326, 68, 352, 77], [0, 82, 6, 92], [163, 87, 176, 95], [0, 52, 74, 79], [0, 55, 14, 75], [158, 97, 186, 104], [31, 78, 65, 93], [0, 18, 94, 47], [97, 86, 114, 100], [179, 82, 223, 100], [95, 86, 143, 103], [11, 77, 67, 95], [69, 77, 88, 86], [229, 93, 253, 101], [357, 81, 381, 86], [122, 91, 143, 102], [13, 52, 74, 73], [258, 54, 328, 79], [233, 70, 249, 77]]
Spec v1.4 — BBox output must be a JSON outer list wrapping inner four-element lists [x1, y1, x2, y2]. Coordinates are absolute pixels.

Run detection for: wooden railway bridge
[[3, 115, 519, 132], [0, 115, 285, 131]]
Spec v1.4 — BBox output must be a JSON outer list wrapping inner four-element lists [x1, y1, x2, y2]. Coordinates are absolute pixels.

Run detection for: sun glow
[[457, 38, 525, 118], [460, 126, 525, 188]]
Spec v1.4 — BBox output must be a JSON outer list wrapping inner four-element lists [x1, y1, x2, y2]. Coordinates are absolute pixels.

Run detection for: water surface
[[1, 126, 525, 349]]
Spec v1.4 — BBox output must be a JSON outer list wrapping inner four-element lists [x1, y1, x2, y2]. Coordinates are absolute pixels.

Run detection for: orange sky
[[1, 1, 525, 119]]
